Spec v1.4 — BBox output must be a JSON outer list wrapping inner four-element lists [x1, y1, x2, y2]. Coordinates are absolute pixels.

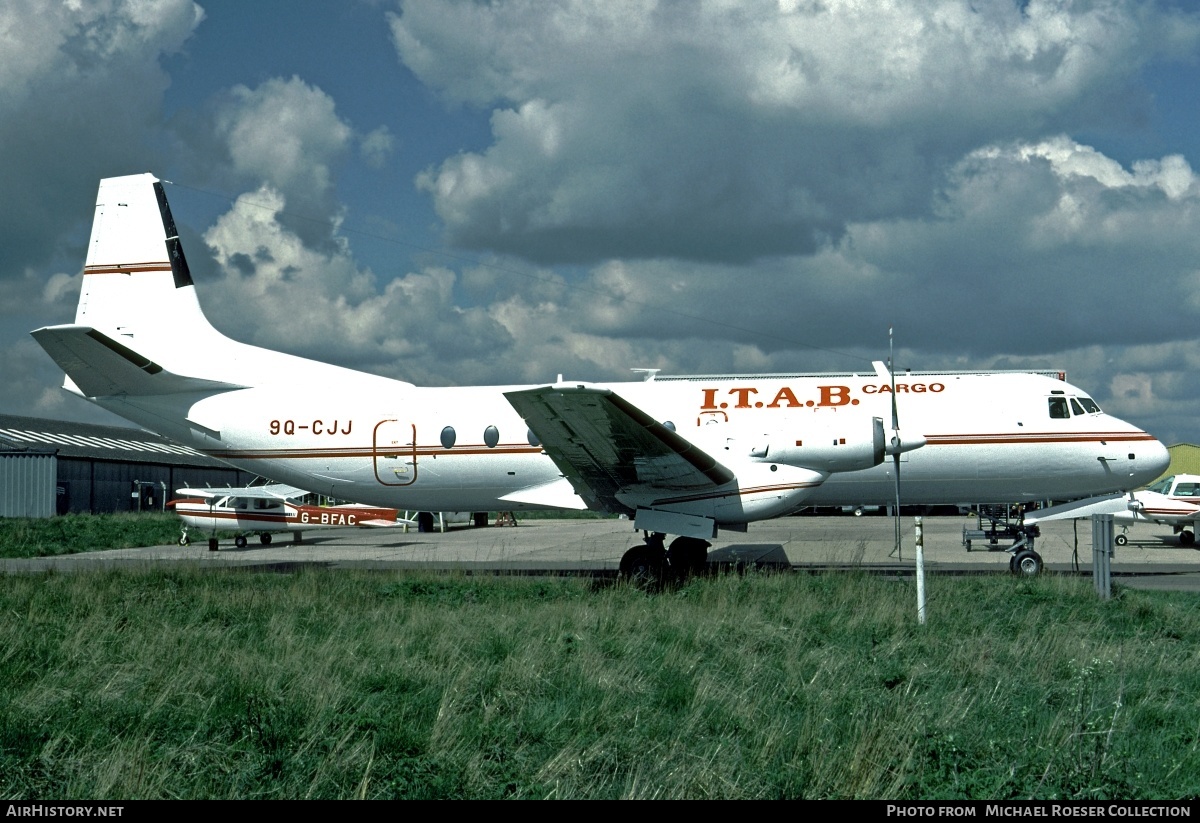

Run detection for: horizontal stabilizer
[[359, 517, 418, 528], [31, 325, 246, 398]]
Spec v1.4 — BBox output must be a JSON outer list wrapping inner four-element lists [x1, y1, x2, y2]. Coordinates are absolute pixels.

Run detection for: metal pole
[[1091, 514, 1113, 600], [915, 515, 926, 625]]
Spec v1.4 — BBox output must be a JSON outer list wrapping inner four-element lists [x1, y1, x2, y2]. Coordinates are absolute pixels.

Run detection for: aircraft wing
[[1024, 492, 1200, 525], [504, 385, 735, 514], [1022, 493, 1132, 525], [176, 483, 308, 500], [30, 324, 246, 397]]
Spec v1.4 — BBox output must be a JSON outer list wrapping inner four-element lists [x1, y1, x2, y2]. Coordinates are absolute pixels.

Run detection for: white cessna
[[32, 174, 1170, 576], [1024, 474, 1200, 547]]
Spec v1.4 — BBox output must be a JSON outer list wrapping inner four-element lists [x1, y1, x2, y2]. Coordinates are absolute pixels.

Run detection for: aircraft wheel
[[179, 535, 190, 546], [667, 537, 710, 578], [1011, 549, 1043, 577], [473, 512, 488, 528], [234, 535, 248, 549], [620, 544, 667, 586], [260, 533, 272, 545], [1181, 531, 1196, 547], [208, 537, 219, 552], [1114, 534, 1128, 547], [417, 511, 435, 533]]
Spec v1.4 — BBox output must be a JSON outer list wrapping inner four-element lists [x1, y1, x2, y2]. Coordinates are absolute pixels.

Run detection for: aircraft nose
[[1137, 437, 1171, 483]]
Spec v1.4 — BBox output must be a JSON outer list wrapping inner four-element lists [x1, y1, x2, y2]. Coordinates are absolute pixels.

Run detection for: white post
[[915, 515, 926, 625]]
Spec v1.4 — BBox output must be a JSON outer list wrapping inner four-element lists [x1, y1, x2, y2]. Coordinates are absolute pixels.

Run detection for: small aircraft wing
[[504, 385, 735, 514], [176, 483, 308, 500], [30, 324, 246, 397], [1024, 491, 1200, 526], [1022, 493, 1133, 525]]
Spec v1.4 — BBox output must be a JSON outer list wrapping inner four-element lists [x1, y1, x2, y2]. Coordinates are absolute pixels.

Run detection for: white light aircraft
[[31, 174, 1171, 578], [1024, 474, 1200, 547], [167, 482, 407, 551]]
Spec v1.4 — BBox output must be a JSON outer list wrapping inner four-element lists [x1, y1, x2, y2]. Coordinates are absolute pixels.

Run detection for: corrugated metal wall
[[56, 458, 249, 514], [0, 453, 56, 518]]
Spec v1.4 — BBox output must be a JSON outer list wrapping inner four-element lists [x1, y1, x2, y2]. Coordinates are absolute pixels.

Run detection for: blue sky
[[3, 0, 1200, 446]]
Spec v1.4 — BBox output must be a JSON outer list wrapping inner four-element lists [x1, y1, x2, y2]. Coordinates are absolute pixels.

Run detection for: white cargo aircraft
[[1024, 474, 1199, 547], [32, 174, 1171, 577]]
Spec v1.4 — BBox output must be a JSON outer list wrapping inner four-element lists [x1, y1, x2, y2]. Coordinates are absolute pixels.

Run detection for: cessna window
[[1077, 397, 1101, 414], [230, 497, 249, 509], [1147, 476, 1174, 495], [1048, 397, 1070, 419], [1070, 398, 1085, 416], [253, 499, 282, 510]]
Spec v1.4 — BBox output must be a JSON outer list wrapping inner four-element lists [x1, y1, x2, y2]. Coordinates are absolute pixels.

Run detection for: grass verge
[[0, 568, 1197, 799], [0, 514, 182, 558]]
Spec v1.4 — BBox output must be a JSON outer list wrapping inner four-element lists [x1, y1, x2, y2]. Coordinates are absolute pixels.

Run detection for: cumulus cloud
[[201, 76, 357, 249], [198, 185, 514, 384], [0, 0, 203, 275], [391, 0, 1200, 264]]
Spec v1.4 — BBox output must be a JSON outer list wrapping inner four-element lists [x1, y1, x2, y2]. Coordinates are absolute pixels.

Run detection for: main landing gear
[[619, 533, 711, 585], [964, 505, 1043, 577]]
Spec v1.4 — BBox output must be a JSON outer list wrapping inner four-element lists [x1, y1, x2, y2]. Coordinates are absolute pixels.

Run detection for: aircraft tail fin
[[74, 173, 216, 342], [35, 173, 395, 400]]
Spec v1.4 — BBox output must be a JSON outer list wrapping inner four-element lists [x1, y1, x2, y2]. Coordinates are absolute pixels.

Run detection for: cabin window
[[1176, 483, 1200, 498], [440, 426, 456, 449], [253, 499, 282, 510], [1048, 397, 1070, 419], [484, 425, 500, 448], [1078, 397, 1101, 414], [527, 429, 540, 447], [1070, 398, 1085, 416], [1148, 476, 1174, 494]]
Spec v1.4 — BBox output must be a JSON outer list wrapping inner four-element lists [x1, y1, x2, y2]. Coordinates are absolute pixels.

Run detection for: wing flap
[[505, 385, 734, 514]]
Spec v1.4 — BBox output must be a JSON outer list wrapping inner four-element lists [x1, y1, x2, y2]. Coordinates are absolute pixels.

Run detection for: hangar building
[[0, 414, 252, 517]]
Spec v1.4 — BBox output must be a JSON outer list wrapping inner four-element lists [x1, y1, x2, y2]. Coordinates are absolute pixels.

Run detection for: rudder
[[75, 173, 210, 341]]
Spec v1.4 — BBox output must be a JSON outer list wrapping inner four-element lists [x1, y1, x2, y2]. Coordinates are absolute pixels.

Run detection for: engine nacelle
[[745, 416, 886, 473]]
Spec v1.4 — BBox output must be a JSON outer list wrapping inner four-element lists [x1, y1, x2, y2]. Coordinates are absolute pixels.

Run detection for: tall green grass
[[0, 568, 1196, 799], [0, 514, 181, 558]]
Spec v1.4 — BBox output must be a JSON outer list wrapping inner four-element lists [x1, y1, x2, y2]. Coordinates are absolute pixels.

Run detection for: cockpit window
[[1147, 476, 1174, 495], [1070, 398, 1085, 416], [1048, 397, 1070, 419], [1078, 397, 1101, 413]]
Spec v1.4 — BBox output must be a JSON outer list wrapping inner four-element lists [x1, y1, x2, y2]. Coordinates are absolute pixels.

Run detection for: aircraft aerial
[[31, 174, 1171, 579], [169, 482, 407, 551], [1024, 474, 1200, 548]]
